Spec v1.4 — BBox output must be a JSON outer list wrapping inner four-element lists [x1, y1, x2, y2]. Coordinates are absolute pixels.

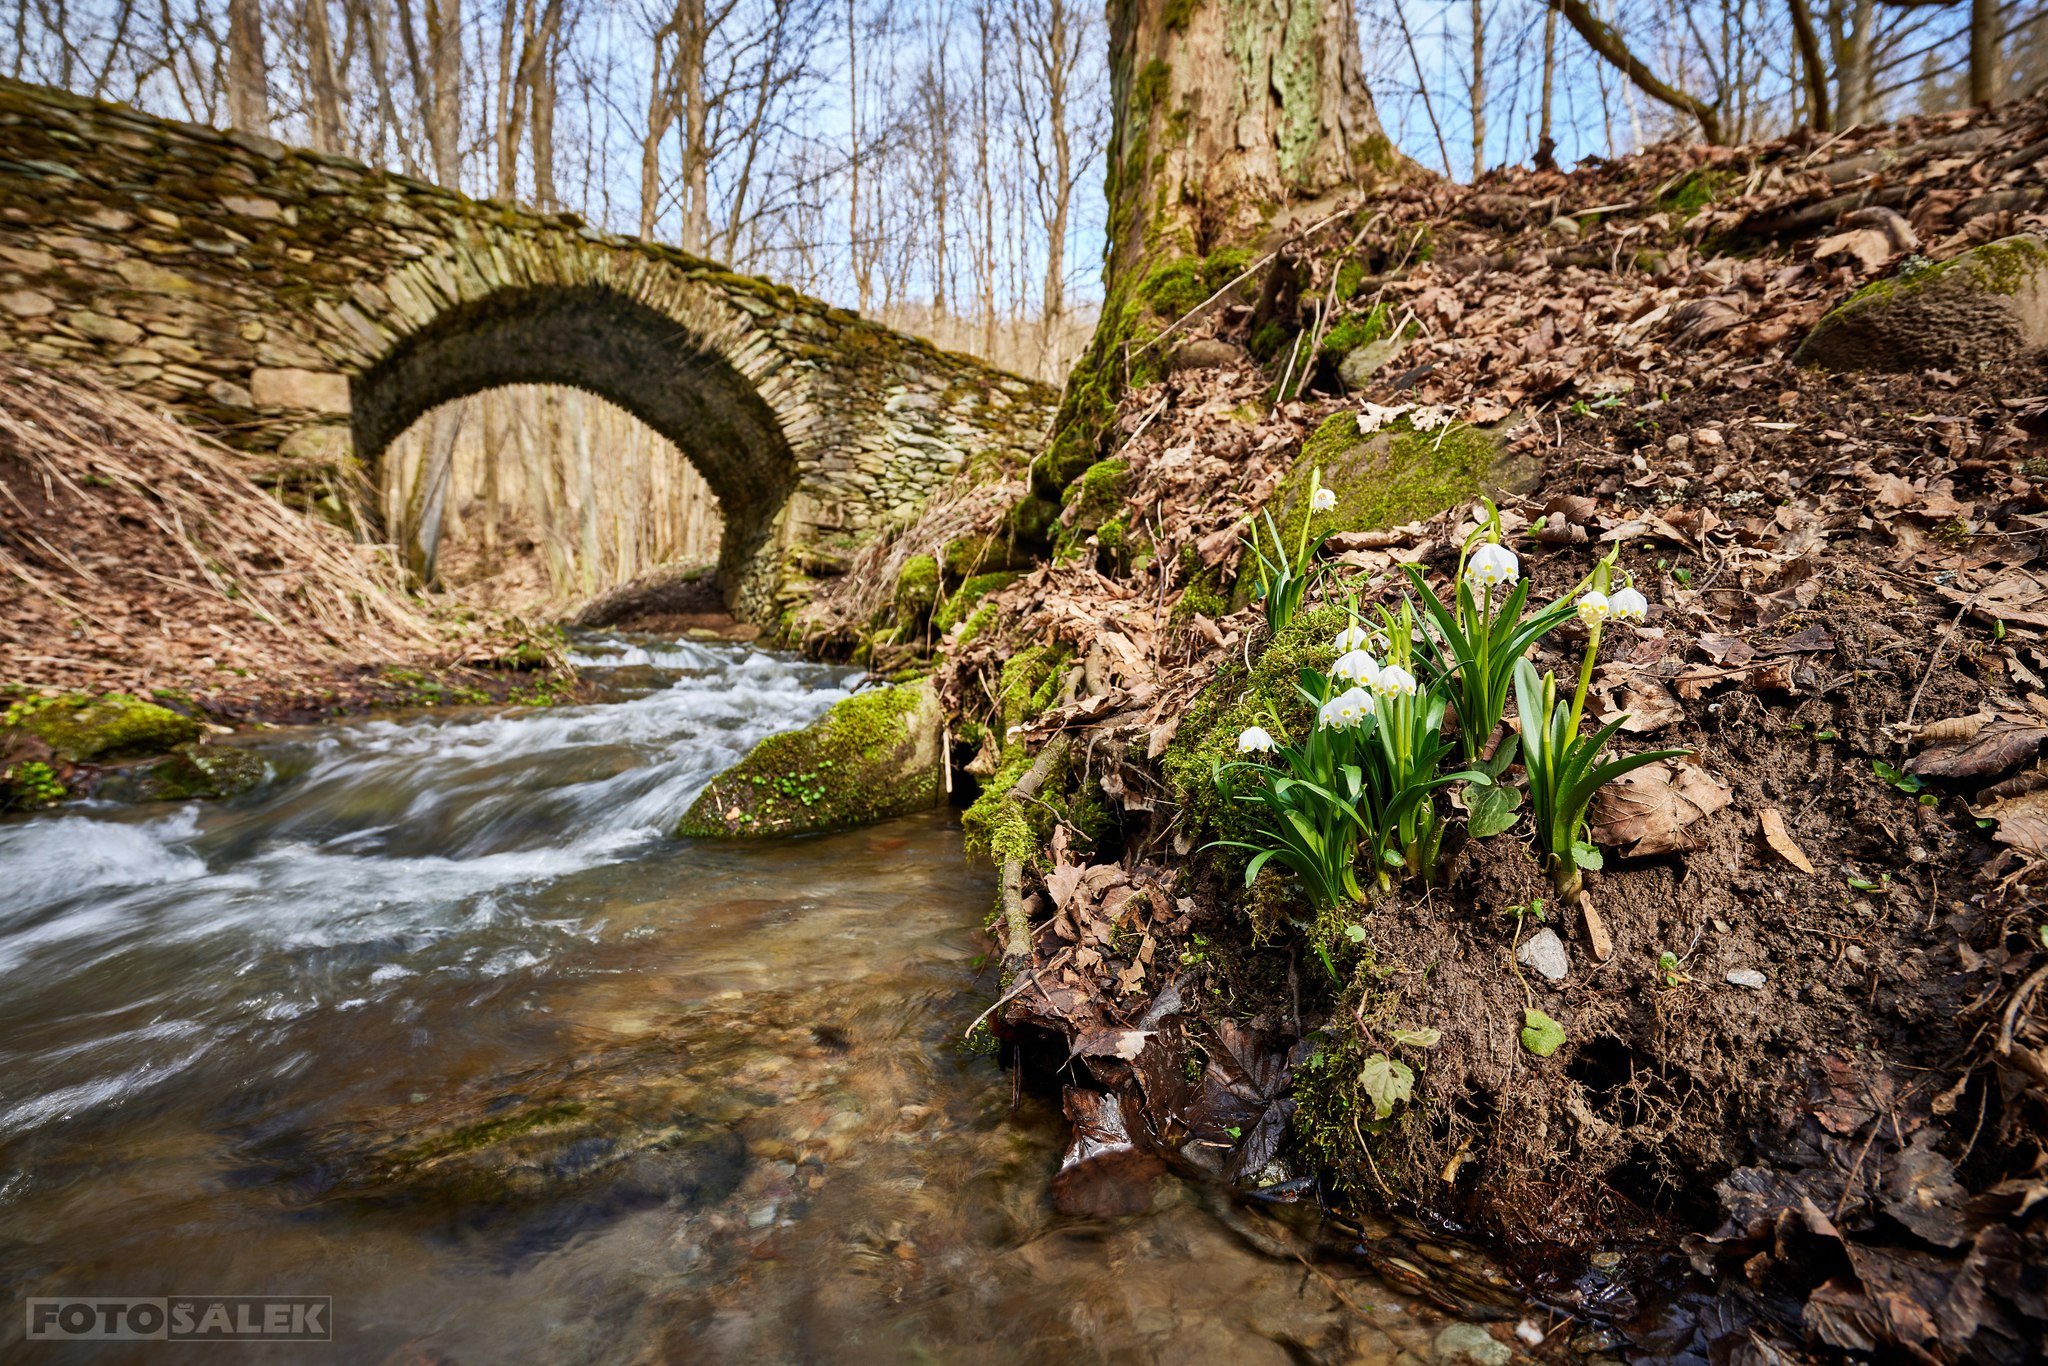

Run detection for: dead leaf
[[1814, 227, 1894, 274], [1976, 787, 2048, 859], [1906, 721, 2048, 785], [1760, 807, 1816, 874], [1589, 761, 1734, 856]]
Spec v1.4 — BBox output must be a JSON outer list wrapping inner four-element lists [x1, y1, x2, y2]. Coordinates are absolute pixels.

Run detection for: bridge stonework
[[0, 80, 1055, 621]]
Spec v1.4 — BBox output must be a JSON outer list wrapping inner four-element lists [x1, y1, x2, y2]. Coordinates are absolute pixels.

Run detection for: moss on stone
[[1249, 320, 1294, 362], [98, 742, 269, 803], [6, 691, 201, 762], [676, 681, 941, 838], [1316, 302, 1406, 362], [1060, 457, 1132, 538], [997, 641, 1071, 739], [935, 571, 1020, 633], [954, 600, 998, 648], [1276, 414, 1497, 553], [893, 554, 942, 620], [1333, 259, 1368, 301]]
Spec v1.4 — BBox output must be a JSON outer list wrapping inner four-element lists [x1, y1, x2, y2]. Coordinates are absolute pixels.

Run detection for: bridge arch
[[352, 283, 796, 609], [0, 77, 1059, 629]]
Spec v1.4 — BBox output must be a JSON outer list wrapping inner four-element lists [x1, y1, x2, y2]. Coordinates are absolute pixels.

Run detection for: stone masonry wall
[[0, 78, 1056, 620]]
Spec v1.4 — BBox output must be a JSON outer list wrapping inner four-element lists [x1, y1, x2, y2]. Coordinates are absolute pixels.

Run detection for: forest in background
[[8, 0, 2047, 606]]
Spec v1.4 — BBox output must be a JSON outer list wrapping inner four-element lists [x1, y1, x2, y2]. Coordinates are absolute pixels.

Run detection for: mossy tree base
[[677, 681, 943, 838]]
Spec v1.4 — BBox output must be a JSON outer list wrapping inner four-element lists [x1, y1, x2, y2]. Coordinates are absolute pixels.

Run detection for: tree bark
[[226, 0, 269, 132], [302, 0, 345, 149], [1535, 1, 1558, 169], [1023, 0, 1391, 517], [677, 0, 710, 254], [1788, 0, 1832, 132], [1969, 0, 1999, 106], [1469, 0, 1485, 178]]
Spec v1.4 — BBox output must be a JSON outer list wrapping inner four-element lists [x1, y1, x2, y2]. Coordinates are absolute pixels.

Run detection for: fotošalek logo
[[26, 1297, 331, 1342]]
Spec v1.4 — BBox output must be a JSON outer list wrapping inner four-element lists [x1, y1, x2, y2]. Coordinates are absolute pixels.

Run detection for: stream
[[0, 636, 1554, 1363]]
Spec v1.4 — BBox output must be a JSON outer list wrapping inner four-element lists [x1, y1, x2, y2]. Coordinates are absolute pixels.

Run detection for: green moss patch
[[96, 742, 269, 803], [5, 691, 201, 762], [1274, 413, 1498, 553], [893, 554, 942, 620], [936, 571, 1021, 633], [677, 681, 941, 838]]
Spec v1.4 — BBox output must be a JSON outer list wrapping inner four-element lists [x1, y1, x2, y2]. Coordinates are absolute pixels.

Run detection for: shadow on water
[[0, 635, 1657, 1364]]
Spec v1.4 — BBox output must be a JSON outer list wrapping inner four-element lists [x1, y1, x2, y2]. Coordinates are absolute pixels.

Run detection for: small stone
[[250, 367, 351, 413], [84, 206, 133, 232], [1516, 927, 1571, 982], [73, 311, 143, 345], [206, 380, 253, 407], [1433, 1323, 1511, 1366], [1694, 427, 1725, 447], [220, 193, 284, 221], [1514, 1320, 1546, 1348], [1665, 433, 1689, 455], [0, 289, 56, 318], [1725, 968, 1767, 990], [1166, 337, 1244, 373]]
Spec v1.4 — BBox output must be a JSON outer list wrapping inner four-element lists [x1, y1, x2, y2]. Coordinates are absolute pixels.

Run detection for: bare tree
[[227, 0, 269, 130]]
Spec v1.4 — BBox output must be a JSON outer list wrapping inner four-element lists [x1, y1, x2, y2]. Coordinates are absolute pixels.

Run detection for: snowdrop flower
[[1333, 622, 1372, 653], [1318, 687, 1376, 730], [1576, 591, 1611, 627], [1374, 665, 1417, 698], [1331, 649, 1381, 688], [1310, 485, 1338, 513], [1237, 726, 1277, 754], [1608, 585, 1649, 622], [1465, 541, 1521, 589]]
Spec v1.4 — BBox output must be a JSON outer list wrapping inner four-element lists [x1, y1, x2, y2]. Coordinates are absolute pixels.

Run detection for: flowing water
[[0, 637, 1535, 1364]]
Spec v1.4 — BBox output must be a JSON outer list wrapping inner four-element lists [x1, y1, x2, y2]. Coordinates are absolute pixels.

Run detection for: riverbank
[[807, 98, 2048, 1358]]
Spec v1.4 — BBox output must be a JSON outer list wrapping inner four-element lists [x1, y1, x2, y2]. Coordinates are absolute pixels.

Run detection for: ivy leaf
[[1520, 1009, 1566, 1058], [1571, 840, 1605, 871], [1357, 1053, 1416, 1120], [1465, 780, 1522, 838], [1388, 1027, 1442, 1049]]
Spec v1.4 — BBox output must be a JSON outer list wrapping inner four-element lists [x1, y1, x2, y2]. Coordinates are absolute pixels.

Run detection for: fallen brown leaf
[[1589, 761, 1734, 856], [1760, 807, 1817, 874]]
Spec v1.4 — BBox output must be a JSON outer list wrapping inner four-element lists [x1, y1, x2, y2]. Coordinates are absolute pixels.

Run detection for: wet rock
[[1338, 335, 1409, 389], [1795, 233, 2048, 371], [1432, 1323, 1511, 1366], [1726, 968, 1768, 990], [676, 680, 942, 839], [1516, 927, 1571, 982], [7, 691, 201, 762], [95, 742, 269, 802]]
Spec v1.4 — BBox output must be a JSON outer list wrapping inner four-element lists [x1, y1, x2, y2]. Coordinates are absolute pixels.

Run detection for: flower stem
[[1565, 622, 1602, 745]]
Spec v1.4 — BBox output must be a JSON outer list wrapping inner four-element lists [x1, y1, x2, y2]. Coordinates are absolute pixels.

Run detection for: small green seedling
[[1521, 1009, 1566, 1057], [1657, 950, 1690, 988]]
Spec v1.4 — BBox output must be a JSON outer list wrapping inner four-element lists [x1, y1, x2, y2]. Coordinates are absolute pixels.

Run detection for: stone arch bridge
[[0, 79, 1055, 621]]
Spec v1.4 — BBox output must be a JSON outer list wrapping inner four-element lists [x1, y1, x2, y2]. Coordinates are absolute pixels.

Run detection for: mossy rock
[[1796, 234, 2048, 372], [95, 742, 270, 803], [7, 692, 201, 762], [935, 571, 1021, 633], [942, 532, 1029, 579], [892, 554, 942, 621], [676, 681, 942, 838], [1268, 412, 1510, 565], [1060, 458, 1132, 541]]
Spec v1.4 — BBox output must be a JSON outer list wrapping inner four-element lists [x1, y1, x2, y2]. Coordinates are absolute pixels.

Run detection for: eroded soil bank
[[799, 96, 2048, 1360]]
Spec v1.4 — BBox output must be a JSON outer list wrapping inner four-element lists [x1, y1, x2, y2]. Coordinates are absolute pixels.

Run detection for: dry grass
[[0, 358, 438, 699]]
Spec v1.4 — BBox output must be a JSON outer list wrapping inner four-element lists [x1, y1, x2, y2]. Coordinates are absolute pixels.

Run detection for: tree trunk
[[1969, 0, 1999, 106], [302, 0, 345, 150], [425, 0, 461, 184], [1535, 1, 1557, 169], [226, 0, 269, 132], [1469, 0, 1485, 178], [1021, 0, 1390, 514], [677, 0, 710, 255]]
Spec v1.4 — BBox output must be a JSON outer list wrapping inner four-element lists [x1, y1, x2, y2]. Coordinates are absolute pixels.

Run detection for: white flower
[[1331, 649, 1380, 688], [1333, 623, 1372, 652], [1318, 687, 1376, 730], [1310, 486, 1338, 513], [1576, 591, 1611, 627], [1608, 585, 1649, 622], [1410, 404, 1453, 432], [1465, 541, 1521, 589], [1374, 665, 1417, 697], [1237, 726, 1277, 754]]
